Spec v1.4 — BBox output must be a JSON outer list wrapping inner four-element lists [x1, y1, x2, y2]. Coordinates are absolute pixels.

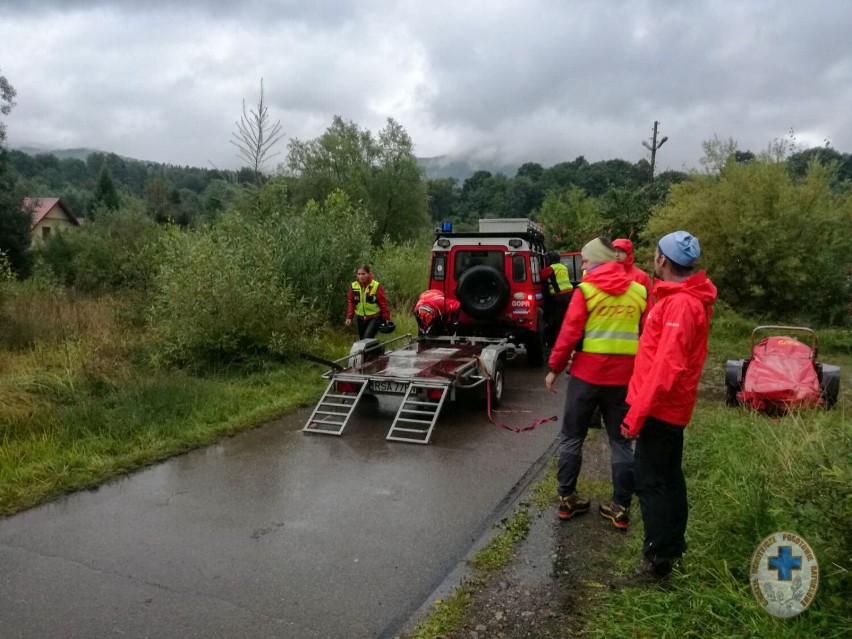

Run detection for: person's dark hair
[[547, 250, 560, 265], [356, 263, 372, 274], [667, 260, 693, 277], [598, 237, 615, 251]]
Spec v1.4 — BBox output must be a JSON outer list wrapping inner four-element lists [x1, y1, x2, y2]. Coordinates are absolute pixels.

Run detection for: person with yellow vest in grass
[[545, 237, 649, 529], [345, 264, 391, 340]]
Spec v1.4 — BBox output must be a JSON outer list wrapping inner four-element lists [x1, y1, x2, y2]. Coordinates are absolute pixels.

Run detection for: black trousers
[[556, 376, 634, 505], [545, 292, 571, 346], [635, 416, 688, 572], [356, 317, 381, 339]]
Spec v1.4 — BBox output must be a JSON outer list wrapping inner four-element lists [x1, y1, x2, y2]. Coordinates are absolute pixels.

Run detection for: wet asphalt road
[[0, 359, 564, 639]]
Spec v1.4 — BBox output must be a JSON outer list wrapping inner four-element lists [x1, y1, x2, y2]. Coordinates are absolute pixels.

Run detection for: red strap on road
[[484, 376, 558, 433]]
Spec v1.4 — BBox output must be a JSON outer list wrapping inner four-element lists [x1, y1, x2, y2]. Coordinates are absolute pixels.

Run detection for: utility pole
[[642, 121, 668, 183]]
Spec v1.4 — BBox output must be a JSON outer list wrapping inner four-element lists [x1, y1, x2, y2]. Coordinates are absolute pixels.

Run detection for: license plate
[[369, 380, 408, 394]]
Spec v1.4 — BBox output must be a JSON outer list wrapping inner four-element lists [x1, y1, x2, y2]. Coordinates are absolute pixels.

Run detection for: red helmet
[[414, 303, 440, 333]]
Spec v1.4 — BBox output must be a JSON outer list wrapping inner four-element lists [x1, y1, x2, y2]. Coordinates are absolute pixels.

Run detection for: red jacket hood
[[653, 271, 717, 311], [581, 261, 635, 296], [612, 238, 635, 267]]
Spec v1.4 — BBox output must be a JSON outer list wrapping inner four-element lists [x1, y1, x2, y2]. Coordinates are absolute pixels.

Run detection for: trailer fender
[[478, 343, 508, 379], [348, 338, 383, 370]]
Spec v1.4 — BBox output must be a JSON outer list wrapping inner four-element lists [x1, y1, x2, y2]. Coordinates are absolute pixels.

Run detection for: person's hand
[[621, 422, 639, 440], [345, 318, 352, 327], [545, 371, 559, 393]]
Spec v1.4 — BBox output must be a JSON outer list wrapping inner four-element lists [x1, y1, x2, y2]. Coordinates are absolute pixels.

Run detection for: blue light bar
[[441, 221, 453, 232]]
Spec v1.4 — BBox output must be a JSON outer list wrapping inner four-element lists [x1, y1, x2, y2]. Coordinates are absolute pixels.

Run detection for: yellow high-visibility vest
[[577, 281, 647, 355], [352, 279, 381, 317], [548, 262, 573, 296]]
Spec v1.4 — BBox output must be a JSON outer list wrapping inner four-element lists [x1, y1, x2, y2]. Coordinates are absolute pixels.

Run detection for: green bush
[[644, 159, 851, 326], [369, 233, 433, 315], [148, 187, 374, 365], [149, 223, 312, 366], [273, 189, 374, 323], [36, 204, 163, 292]]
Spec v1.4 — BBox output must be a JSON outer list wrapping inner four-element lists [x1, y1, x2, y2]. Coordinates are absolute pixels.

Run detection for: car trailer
[[303, 334, 512, 444]]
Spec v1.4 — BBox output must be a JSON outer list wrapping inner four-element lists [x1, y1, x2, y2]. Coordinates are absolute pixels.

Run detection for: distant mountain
[[15, 146, 519, 182], [15, 146, 105, 161], [417, 155, 519, 181]]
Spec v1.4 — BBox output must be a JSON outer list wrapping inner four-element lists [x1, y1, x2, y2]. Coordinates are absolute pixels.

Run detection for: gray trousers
[[557, 376, 635, 506]]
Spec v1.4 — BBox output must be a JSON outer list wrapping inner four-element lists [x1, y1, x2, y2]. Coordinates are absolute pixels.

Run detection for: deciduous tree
[[644, 158, 851, 325], [0, 71, 31, 276]]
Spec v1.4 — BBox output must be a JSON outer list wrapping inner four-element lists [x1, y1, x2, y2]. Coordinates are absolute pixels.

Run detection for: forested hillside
[[1, 64, 851, 332]]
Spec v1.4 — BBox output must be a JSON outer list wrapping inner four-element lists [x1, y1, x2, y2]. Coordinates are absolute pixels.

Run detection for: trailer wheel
[[818, 363, 841, 409], [489, 356, 505, 408], [725, 383, 740, 407], [724, 359, 746, 407], [456, 265, 511, 320]]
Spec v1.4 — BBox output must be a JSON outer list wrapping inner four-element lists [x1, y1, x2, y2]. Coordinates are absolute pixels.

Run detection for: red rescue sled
[[725, 326, 841, 413]]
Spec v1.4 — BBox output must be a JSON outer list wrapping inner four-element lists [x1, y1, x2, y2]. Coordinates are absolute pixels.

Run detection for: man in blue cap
[[618, 230, 717, 583]]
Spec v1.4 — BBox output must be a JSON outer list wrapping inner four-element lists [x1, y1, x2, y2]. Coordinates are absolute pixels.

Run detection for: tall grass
[[591, 325, 851, 638]]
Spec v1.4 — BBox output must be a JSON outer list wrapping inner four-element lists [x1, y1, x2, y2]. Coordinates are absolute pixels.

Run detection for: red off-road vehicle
[[427, 219, 548, 366]]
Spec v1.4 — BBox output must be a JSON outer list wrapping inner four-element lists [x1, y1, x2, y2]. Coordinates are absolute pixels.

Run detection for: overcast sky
[[2, 0, 850, 174]]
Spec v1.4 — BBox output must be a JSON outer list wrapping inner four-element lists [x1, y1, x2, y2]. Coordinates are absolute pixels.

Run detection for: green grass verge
[[589, 327, 851, 639], [0, 362, 330, 515]]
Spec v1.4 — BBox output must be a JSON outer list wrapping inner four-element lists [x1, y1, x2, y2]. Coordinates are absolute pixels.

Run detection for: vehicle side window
[[531, 254, 542, 283], [512, 255, 527, 282], [561, 255, 582, 283], [432, 254, 446, 281], [454, 250, 503, 279]]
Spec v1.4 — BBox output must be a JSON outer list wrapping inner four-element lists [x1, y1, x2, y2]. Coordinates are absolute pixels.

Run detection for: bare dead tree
[[231, 78, 286, 182]]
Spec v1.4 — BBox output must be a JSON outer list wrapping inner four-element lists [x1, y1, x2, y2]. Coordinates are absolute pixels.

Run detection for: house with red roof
[[24, 198, 81, 245]]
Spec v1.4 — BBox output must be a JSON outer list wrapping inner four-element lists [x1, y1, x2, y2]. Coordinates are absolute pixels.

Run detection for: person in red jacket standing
[[345, 264, 391, 339], [545, 237, 648, 529], [612, 238, 652, 291], [620, 231, 717, 582]]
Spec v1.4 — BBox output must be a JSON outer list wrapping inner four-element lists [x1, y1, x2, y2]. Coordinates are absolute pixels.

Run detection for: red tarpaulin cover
[[738, 336, 822, 411]]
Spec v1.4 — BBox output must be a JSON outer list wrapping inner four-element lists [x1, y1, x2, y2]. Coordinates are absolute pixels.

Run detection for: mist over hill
[[416, 155, 519, 181], [14, 146, 518, 182]]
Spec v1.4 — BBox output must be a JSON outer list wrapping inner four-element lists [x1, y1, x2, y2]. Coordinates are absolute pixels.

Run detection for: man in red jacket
[[612, 238, 652, 291], [545, 237, 648, 529], [620, 231, 717, 581]]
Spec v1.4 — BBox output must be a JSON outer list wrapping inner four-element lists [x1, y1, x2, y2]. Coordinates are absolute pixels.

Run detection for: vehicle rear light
[[426, 388, 444, 400], [337, 382, 358, 394], [527, 294, 533, 301]]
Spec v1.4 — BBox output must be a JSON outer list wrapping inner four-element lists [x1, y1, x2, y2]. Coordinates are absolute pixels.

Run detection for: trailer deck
[[303, 334, 510, 444]]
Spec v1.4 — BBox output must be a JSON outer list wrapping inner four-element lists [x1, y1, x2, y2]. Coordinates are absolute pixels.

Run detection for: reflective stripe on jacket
[[548, 262, 573, 296], [577, 280, 647, 355], [351, 280, 381, 317]]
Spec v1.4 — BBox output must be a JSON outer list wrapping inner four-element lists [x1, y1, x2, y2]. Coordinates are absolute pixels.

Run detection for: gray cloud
[[2, 0, 851, 173]]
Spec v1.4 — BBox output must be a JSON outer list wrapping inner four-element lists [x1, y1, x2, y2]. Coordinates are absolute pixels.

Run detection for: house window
[[42, 226, 51, 239]]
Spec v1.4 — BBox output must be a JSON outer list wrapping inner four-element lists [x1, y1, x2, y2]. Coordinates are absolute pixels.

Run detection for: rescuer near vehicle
[[541, 250, 574, 346], [619, 231, 717, 582], [613, 238, 652, 291], [345, 264, 391, 340], [545, 237, 649, 530]]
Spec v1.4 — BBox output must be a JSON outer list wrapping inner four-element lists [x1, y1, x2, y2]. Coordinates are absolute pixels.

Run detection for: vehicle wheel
[[456, 265, 511, 320], [525, 328, 545, 368], [489, 356, 505, 408]]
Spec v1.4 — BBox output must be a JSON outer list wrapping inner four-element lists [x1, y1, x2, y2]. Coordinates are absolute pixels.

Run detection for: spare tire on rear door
[[456, 265, 511, 320]]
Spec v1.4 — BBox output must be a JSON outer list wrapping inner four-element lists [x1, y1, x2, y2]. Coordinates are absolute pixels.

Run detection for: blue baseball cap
[[658, 231, 701, 267]]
